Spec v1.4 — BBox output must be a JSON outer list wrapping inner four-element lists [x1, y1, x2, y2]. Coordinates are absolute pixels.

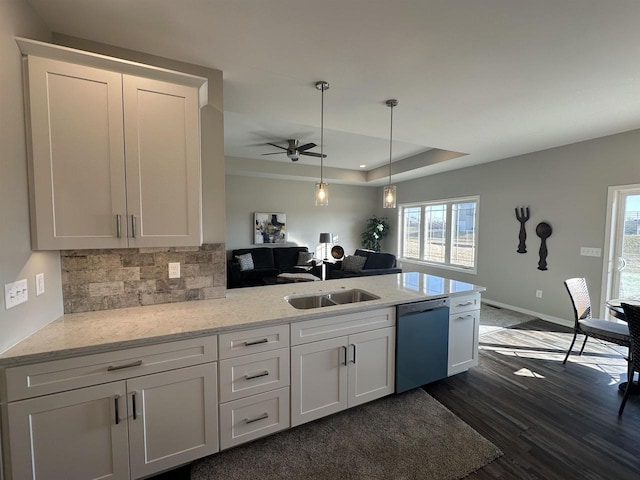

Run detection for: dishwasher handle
[[397, 297, 450, 316]]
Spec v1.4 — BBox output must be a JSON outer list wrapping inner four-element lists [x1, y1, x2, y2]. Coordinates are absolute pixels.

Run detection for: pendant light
[[315, 81, 329, 206], [383, 99, 398, 209]]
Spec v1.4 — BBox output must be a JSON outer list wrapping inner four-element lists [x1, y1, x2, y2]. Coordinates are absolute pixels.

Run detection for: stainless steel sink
[[328, 289, 380, 304], [285, 289, 379, 309], [285, 294, 337, 309]]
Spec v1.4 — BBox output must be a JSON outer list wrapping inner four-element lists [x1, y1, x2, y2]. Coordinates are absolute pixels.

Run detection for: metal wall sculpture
[[515, 207, 530, 253], [535, 222, 552, 271]]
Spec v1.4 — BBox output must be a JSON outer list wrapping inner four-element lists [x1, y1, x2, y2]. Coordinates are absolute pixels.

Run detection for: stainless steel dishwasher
[[395, 297, 450, 393]]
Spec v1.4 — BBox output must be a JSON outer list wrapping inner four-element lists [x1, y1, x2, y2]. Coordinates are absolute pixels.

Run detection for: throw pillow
[[235, 253, 254, 271], [297, 251, 315, 266], [342, 255, 367, 273]]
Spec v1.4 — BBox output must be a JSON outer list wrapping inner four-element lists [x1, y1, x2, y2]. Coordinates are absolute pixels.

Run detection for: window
[[399, 196, 478, 273]]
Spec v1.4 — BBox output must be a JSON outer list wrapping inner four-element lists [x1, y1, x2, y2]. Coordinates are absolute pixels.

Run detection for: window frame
[[398, 195, 479, 274]]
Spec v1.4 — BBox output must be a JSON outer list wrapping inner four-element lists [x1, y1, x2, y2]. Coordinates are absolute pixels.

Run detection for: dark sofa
[[227, 246, 318, 288], [328, 249, 402, 279]]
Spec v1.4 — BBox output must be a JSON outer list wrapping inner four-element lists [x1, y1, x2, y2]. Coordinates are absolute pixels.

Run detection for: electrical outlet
[[36, 273, 45, 296], [536, 290, 543, 298], [580, 247, 602, 257], [5, 279, 28, 309], [168, 262, 181, 279]]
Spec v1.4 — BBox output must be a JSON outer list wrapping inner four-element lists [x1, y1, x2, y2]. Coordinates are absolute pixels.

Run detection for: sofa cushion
[[273, 246, 308, 269], [297, 251, 315, 266], [233, 248, 275, 269], [364, 253, 396, 270], [354, 248, 375, 258], [342, 255, 367, 273], [235, 253, 254, 271], [241, 268, 280, 285]]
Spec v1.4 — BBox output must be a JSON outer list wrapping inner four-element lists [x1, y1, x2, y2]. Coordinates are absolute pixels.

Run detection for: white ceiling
[[26, 0, 640, 186]]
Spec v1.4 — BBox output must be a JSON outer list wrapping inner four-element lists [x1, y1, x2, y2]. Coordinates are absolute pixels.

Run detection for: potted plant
[[361, 216, 390, 252]]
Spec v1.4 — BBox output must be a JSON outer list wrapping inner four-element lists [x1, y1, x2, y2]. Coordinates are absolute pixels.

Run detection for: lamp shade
[[319, 233, 333, 243]]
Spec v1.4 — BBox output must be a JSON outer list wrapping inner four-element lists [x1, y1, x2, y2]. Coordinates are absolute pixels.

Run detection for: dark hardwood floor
[[424, 319, 640, 480], [151, 317, 640, 480]]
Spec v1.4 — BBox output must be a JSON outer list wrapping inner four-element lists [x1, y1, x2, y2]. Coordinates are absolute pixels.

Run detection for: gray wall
[[225, 175, 380, 257], [387, 129, 640, 324], [0, 1, 63, 353]]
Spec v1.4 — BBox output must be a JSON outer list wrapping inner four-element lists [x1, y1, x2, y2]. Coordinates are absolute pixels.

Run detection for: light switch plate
[[5, 279, 28, 309]]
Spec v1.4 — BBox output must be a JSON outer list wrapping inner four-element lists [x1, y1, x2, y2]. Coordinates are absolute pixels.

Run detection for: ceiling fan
[[262, 139, 326, 162]]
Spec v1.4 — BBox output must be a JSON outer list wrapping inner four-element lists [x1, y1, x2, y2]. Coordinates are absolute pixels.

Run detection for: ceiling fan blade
[[300, 151, 327, 158], [266, 142, 288, 150], [297, 142, 317, 152], [261, 152, 286, 156]]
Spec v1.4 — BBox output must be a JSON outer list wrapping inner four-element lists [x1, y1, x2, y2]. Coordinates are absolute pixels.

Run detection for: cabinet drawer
[[4, 336, 217, 402], [290, 308, 395, 346], [219, 387, 290, 450], [218, 348, 290, 403], [218, 324, 289, 359], [449, 293, 481, 315]]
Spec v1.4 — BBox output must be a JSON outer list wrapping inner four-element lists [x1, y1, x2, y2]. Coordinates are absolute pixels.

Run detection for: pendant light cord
[[320, 85, 324, 184], [388, 102, 393, 187]]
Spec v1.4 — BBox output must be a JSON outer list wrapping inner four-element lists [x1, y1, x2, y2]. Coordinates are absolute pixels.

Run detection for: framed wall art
[[254, 212, 286, 244]]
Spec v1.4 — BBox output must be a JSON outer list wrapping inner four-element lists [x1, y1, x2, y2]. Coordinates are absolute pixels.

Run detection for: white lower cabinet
[[6, 382, 130, 480], [2, 338, 219, 480], [218, 325, 290, 450], [290, 308, 395, 427], [219, 387, 289, 449], [127, 363, 219, 479], [448, 293, 481, 376]]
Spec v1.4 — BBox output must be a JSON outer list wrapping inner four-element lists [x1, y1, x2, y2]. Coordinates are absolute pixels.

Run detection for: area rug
[[191, 389, 502, 480]]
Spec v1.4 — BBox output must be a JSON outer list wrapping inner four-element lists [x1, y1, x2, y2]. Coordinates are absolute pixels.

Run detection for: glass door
[[604, 186, 640, 313]]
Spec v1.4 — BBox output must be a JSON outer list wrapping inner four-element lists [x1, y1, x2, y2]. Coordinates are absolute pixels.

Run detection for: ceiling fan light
[[315, 182, 329, 206]]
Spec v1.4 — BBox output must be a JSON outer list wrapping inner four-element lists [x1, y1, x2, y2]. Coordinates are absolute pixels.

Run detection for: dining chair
[[562, 278, 630, 364], [619, 302, 640, 416]]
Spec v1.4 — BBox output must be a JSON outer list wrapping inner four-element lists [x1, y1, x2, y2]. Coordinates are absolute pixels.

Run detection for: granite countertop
[[0, 273, 485, 366]]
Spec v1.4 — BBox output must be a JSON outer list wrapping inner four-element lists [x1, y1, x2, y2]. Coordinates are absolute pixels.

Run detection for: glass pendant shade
[[315, 182, 329, 206], [383, 185, 397, 209]]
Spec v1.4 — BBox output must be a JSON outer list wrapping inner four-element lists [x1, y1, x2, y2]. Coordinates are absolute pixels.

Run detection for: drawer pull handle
[[456, 301, 474, 307], [245, 371, 269, 380], [457, 315, 474, 320], [245, 413, 269, 424], [107, 360, 143, 372], [244, 338, 269, 346]]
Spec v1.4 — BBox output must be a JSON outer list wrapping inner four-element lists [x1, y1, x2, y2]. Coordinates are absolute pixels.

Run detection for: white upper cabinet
[[19, 39, 207, 250]]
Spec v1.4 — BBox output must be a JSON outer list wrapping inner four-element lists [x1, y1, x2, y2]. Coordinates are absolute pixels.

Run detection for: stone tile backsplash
[[61, 244, 226, 313]]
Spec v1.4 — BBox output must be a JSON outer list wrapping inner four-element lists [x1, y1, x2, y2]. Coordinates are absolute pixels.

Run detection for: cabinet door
[[291, 337, 348, 427], [126, 363, 218, 479], [5, 382, 129, 480], [347, 327, 395, 407], [26, 56, 128, 250], [448, 310, 480, 376], [123, 75, 202, 247]]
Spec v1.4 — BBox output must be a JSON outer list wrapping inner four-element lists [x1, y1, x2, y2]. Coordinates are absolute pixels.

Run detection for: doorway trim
[[600, 182, 640, 318]]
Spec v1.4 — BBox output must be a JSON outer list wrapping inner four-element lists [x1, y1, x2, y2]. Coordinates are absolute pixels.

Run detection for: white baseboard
[[481, 298, 573, 328]]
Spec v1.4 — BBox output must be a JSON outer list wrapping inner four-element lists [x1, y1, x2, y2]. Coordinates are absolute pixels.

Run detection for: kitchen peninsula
[[0, 273, 484, 480]]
